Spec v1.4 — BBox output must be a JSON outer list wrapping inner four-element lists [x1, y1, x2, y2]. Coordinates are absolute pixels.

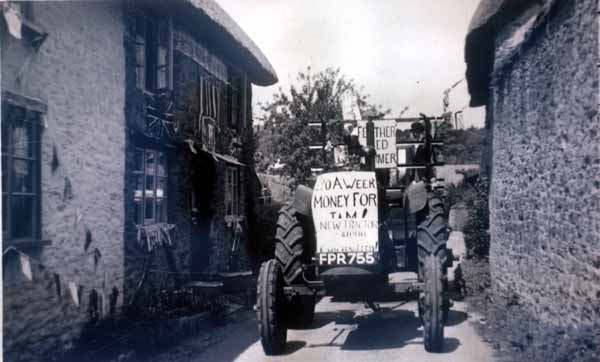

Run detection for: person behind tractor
[[410, 121, 428, 182]]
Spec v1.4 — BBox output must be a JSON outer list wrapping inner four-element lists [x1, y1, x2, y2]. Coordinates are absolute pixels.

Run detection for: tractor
[[256, 113, 455, 354]]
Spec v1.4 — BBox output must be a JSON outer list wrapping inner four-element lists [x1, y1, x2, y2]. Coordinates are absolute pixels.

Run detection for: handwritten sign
[[312, 172, 379, 255], [357, 120, 397, 168]]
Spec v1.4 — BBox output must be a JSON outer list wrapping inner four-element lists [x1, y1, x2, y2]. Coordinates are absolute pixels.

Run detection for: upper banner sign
[[357, 120, 397, 168], [311, 172, 379, 254]]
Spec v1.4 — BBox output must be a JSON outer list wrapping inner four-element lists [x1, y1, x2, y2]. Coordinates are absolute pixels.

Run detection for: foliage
[[126, 286, 228, 321], [441, 126, 485, 165], [255, 67, 389, 186]]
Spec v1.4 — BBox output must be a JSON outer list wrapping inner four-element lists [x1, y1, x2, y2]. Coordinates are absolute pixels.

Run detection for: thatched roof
[[464, 0, 535, 106], [169, 0, 278, 86]]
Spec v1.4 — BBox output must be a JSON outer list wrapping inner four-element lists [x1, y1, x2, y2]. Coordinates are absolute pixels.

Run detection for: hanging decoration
[[4, 247, 109, 312], [231, 220, 243, 253], [20, 254, 33, 281], [2, 3, 23, 39], [145, 92, 176, 140], [68, 281, 80, 307], [136, 223, 176, 251]]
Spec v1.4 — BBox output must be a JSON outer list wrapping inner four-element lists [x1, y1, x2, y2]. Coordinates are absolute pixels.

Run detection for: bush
[[126, 287, 228, 321]]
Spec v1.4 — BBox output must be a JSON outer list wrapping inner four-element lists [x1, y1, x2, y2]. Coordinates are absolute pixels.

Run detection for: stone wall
[[488, 0, 599, 330], [2, 2, 126, 360]]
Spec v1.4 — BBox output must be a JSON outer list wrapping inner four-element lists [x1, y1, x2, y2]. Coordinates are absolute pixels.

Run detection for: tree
[[255, 67, 389, 186]]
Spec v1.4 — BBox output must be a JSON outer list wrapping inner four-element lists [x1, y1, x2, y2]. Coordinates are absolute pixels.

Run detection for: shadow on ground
[[298, 304, 465, 353]]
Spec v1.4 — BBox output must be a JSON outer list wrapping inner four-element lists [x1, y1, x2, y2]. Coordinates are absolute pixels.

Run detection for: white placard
[[312, 172, 379, 254], [357, 120, 397, 168]]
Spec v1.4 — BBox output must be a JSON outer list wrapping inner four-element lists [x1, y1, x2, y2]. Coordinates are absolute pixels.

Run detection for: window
[[132, 148, 167, 225], [225, 167, 239, 217], [228, 74, 241, 128], [134, 12, 170, 91], [2, 103, 41, 243], [227, 71, 247, 129]]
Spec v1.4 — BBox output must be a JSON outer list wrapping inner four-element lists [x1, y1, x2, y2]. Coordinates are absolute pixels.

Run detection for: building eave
[[176, 0, 278, 86], [464, 0, 536, 107]]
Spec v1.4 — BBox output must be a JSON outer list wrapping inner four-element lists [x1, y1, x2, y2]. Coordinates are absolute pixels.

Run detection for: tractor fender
[[292, 185, 313, 217], [404, 181, 428, 214]]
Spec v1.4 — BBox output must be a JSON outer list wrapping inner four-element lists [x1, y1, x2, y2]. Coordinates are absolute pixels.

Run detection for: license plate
[[318, 251, 376, 265]]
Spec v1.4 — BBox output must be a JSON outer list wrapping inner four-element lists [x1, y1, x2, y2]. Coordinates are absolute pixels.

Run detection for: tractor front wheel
[[257, 259, 287, 355], [421, 251, 445, 352], [416, 195, 448, 352], [287, 295, 316, 328]]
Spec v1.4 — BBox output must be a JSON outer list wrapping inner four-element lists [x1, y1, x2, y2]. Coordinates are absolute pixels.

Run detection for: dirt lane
[[150, 297, 495, 362]]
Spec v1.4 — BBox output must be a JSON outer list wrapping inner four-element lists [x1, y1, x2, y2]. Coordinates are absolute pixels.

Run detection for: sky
[[216, 0, 485, 128]]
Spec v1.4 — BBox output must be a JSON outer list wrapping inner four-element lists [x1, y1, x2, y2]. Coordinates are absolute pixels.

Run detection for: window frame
[[2, 103, 42, 245], [134, 11, 172, 93], [227, 68, 247, 129], [132, 147, 168, 226]]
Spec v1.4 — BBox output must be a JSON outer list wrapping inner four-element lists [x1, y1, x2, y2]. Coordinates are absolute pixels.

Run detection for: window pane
[[135, 14, 147, 91], [156, 177, 166, 198], [12, 119, 32, 158], [156, 198, 165, 223], [133, 198, 143, 225], [11, 196, 33, 239], [157, 48, 168, 89], [1, 117, 8, 155], [2, 195, 7, 233], [145, 150, 155, 175], [144, 197, 154, 223], [134, 148, 144, 172], [135, 35, 145, 66], [12, 159, 32, 193], [134, 175, 143, 198], [2, 155, 7, 193], [157, 152, 166, 176], [145, 175, 155, 197]]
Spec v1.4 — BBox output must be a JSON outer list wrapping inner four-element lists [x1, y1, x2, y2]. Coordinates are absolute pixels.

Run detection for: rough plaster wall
[[490, 0, 600, 328], [2, 2, 126, 360]]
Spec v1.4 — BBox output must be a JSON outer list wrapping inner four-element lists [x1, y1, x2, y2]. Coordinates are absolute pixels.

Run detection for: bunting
[[20, 254, 33, 281], [2, 3, 23, 40], [4, 247, 108, 313], [69, 282, 79, 307], [136, 223, 176, 251]]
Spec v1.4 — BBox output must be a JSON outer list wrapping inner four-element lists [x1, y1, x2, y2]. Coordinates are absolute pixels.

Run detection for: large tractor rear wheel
[[417, 195, 449, 352], [275, 203, 308, 284], [274, 203, 316, 328], [257, 259, 287, 355]]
